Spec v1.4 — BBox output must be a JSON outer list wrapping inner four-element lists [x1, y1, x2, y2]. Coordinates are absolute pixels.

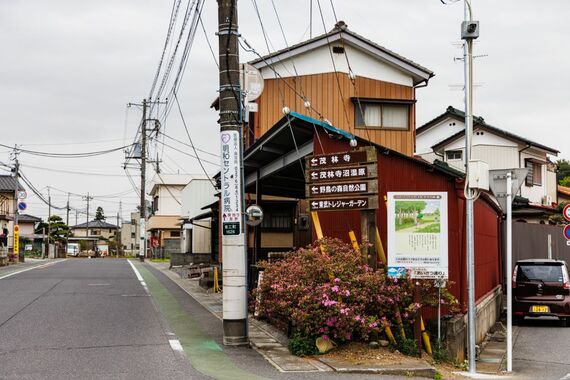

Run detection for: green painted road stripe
[[132, 261, 269, 380]]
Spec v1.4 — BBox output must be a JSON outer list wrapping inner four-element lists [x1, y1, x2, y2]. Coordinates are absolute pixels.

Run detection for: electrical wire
[[0, 143, 132, 159], [173, 92, 217, 188]]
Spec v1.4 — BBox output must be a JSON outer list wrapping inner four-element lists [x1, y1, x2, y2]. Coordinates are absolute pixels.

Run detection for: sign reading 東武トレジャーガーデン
[[221, 130, 242, 236], [305, 147, 378, 212], [387, 192, 449, 279]]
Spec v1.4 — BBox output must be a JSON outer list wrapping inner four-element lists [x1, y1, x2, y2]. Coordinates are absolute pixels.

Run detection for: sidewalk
[[147, 261, 437, 378]]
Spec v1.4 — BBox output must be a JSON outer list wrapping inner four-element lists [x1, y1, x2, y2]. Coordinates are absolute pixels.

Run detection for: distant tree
[[560, 176, 570, 187], [95, 206, 105, 221], [556, 159, 570, 185], [35, 215, 70, 243]]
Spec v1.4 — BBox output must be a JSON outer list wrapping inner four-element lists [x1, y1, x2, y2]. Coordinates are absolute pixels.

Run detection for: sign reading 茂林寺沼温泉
[[221, 130, 242, 236], [387, 192, 448, 279]]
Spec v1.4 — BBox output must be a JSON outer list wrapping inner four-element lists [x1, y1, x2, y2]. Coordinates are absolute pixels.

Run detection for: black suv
[[513, 259, 570, 325]]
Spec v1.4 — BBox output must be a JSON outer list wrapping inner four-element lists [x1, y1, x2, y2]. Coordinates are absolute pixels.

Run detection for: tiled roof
[[70, 220, 118, 229], [0, 175, 24, 192]]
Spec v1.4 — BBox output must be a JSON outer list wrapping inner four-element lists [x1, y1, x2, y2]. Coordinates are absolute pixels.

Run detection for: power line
[[0, 143, 132, 159], [173, 93, 217, 188], [20, 163, 129, 177]]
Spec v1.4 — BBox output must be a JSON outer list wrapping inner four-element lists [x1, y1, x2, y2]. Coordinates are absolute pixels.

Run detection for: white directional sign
[[17, 190, 27, 200]]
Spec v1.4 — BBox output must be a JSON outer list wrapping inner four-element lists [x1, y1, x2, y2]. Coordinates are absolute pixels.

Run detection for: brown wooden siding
[[253, 73, 416, 156]]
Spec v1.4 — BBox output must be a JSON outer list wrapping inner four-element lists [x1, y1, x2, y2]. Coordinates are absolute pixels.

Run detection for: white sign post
[[387, 192, 449, 279], [489, 168, 527, 373]]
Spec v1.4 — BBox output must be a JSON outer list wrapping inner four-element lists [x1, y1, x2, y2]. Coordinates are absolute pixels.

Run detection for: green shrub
[[288, 333, 318, 357], [394, 336, 418, 356], [432, 339, 450, 363]]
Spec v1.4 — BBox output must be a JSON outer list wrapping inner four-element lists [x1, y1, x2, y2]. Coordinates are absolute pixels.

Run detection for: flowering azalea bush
[[251, 238, 459, 346]]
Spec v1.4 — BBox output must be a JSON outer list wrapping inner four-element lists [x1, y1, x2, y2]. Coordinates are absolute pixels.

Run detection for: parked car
[[513, 259, 570, 325]]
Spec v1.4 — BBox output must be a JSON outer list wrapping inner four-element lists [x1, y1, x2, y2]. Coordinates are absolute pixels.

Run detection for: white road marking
[[127, 259, 148, 293], [0, 260, 66, 280], [88, 283, 110, 286], [169, 339, 184, 352]]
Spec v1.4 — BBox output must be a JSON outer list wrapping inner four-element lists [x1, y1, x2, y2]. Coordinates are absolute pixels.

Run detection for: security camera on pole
[[461, 0, 480, 374]]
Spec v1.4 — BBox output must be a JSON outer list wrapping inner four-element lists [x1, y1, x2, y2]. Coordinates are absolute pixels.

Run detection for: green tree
[[556, 159, 570, 185], [95, 206, 105, 221], [560, 176, 570, 187], [35, 215, 70, 243]]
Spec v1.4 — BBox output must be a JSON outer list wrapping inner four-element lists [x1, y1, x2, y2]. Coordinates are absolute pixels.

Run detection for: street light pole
[[462, 0, 479, 374]]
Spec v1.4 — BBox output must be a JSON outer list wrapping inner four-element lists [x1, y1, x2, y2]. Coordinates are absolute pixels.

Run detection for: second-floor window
[[355, 102, 409, 130], [525, 159, 542, 186], [446, 150, 462, 161], [152, 196, 159, 213]]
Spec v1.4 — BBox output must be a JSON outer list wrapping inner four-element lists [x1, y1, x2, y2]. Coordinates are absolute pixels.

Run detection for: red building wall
[[312, 131, 502, 308]]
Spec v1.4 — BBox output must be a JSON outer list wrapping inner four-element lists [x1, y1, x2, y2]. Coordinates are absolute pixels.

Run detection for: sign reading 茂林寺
[[387, 192, 448, 279], [221, 130, 242, 235]]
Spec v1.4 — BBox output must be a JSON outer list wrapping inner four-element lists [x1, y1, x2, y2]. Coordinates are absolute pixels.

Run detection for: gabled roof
[[0, 175, 24, 192], [422, 106, 559, 155], [249, 21, 434, 86], [18, 214, 41, 223], [70, 220, 118, 229]]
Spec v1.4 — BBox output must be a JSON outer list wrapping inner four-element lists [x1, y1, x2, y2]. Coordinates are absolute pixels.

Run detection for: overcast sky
[[1, 0, 568, 223]]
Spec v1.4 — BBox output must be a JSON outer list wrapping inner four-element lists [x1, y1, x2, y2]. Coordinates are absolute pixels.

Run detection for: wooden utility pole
[[47, 187, 51, 258], [66, 192, 70, 226], [139, 99, 147, 262], [12, 147, 22, 262], [218, 0, 248, 346]]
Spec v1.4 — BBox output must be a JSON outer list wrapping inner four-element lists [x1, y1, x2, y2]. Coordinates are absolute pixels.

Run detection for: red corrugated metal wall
[[312, 132, 502, 308]]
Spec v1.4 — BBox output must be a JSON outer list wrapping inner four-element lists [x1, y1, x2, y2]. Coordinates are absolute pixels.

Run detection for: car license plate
[[531, 305, 549, 313]]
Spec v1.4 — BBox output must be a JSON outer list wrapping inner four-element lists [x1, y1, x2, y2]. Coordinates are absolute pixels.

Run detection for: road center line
[[0, 260, 66, 280]]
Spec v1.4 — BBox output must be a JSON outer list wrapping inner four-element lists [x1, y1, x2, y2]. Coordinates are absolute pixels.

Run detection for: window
[[91, 230, 100, 236], [260, 203, 295, 231], [446, 150, 462, 160], [131, 232, 136, 238], [355, 102, 409, 130], [525, 159, 542, 186], [170, 231, 180, 238], [152, 196, 159, 213]]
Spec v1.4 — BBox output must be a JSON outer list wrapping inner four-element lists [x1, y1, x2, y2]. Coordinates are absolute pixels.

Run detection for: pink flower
[[354, 315, 362, 322], [333, 278, 341, 283], [345, 290, 350, 296], [331, 286, 339, 292]]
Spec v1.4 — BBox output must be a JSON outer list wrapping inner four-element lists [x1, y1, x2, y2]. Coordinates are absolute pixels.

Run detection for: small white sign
[[17, 190, 27, 200]]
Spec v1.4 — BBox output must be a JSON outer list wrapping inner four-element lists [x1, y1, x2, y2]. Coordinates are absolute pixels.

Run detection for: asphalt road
[[513, 317, 570, 380], [0, 259, 415, 380]]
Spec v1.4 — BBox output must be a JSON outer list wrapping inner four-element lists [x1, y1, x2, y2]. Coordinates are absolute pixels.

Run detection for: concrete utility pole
[[12, 148, 22, 262], [83, 193, 93, 240], [66, 193, 70, 227], [218, 0, 248, 346], [48, 187, 52, 258], [140, 99, 148, 262]]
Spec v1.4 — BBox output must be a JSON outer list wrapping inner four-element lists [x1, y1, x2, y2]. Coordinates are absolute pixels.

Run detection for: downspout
[[412, 78, 432, 153]]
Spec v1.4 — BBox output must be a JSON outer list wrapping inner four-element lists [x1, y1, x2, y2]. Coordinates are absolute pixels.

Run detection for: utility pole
[[83, 193, 93, 244], [117, 200, 122, 258], [47, 187, 52, 258], [140, 99, 148, 262], [218, 0, 248, 346], [12, 147, 22, 262], [66, 192, 70, 226], [461, 0, 479, 374]]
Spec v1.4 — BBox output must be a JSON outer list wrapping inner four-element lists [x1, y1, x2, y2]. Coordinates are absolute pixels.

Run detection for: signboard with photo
[[387, 192, 448, 279]]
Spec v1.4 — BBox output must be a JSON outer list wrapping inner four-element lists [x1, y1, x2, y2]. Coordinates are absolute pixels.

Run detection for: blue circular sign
[[18, 202, 27, 211], [564, 225, 570, 240]]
